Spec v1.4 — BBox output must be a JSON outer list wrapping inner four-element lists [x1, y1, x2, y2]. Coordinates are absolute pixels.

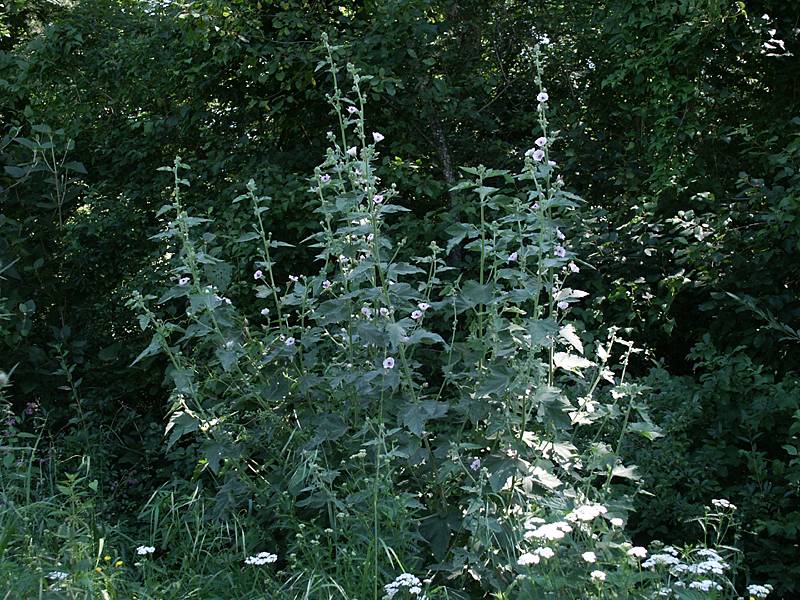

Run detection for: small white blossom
[[532, 149, 545, 162], [517, 552, 540, 566], [628, 546, 647, 559], [568, 261, 580, 273], [373, 132, 385, 143], [285, 337, 296, 347], [537, 91, 549, 103], [347, 146, 358, 157], [253, 270, 263, 280], [323, 279, 332, 289], [373, 194, 384, 204], [534, 547, 555, 559], [320, 174, 331, 184], [508, 251, 518, 262], [347, 106, 358, 114], [379, 307, 389, 317], [535, 136, 547, 147], [418, 302, 430, 311], [711, 498, 737, 510], [136, 546, 155, 556], [178, 277, 190, 286], [411, 310, 423, 320], [747, 584, 773, 599], [47, 571, 69, 581], [260, 308, 270, 316], [245, 551, 277, 566], [383, 357, 395, 369], [590, 570, 606, 582], [582, 551, 597, 563]]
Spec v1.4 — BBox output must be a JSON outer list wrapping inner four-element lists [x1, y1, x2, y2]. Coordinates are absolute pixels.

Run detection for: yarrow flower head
[[135, 546, 155, 556], [747, 584, 774, 599], [582, 551, 597, 563], [590, 570, 606, 582], [711, 498, 737, 511], [628, 546, 647, 559], [566, 504, 608, 522], [383, 573, 425, 599], [245, 551, 277, 566], [517, 552, 540, 566], [534, 546, 555, 559], [525, 521, 572, 541], [47, 571, 69, 581]]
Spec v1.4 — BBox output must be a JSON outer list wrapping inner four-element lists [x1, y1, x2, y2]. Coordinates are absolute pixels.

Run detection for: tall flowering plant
[[127, 38, 772, 599]]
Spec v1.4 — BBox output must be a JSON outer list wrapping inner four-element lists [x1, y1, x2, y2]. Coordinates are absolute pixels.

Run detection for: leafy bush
[[627, 340, 800, 596]]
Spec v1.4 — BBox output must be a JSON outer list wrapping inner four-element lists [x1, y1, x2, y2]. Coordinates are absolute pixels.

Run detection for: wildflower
[[135, 546, 155, 556], [379, 307, 389, 317], [590, 570, 606, 582], [104, 555, 111, 562], [323, 280, 332, 289], [320, 174, 331, 184], [582, 551, 597, 563], [411, 310, 423, 320], [253, 270, 263, 280], [115, 560, 123, 567], [535, 136, 548, 147], [526, 521, 572, 541], [566, 504, 608, 522], [568, 261, 580, 273], [244, 552, 278, 566], [178, 277, 190, 286], [347, 106, 358, 114], [532, 149, 545, 162], [557, 301, 569, 310], [361, 306, 373, 318], [508, 251, 518, 262], [47, 571, 69, 581], [418, 302, 430, 311], [689, 580, 722, 592], [517, 552, 540, 566], [346, 146, 358, 157], [373, 132, 385, 143], [534, 547, 555, 559], [554, 245, 566, 258], [711, 498, 737, 510], [285, 337, 296, 347], [384, 573, 424, 599], [628, 546, 647, 559], [383, 357, 395, 369], [537, 91, 549, 103], [373, 194, 384, 204], [470, 458, 481, 471], [642, 554, 681, 569], [556, 228, 566, 240], [260, 308, 270, 316], [289, 275, 299, 283], [747, 584, 773, 599]]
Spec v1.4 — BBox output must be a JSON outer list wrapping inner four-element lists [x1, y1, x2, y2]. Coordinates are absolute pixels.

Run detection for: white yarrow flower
[[136, 545, 155, 556]]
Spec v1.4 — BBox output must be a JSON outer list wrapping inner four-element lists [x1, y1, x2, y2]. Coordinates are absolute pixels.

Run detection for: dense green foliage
[[1, 0, 799, 597]]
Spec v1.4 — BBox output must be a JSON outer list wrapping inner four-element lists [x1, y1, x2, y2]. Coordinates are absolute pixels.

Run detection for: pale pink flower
[[178, 277, 190, 286], [470, 458, 481, 471], [372, 132, 384, 143], [346, 147, 358, 157], [537, 91, 549, 103], [322, 280, 332, 289], [361, 307, 373, 318], [411, 310, 423, 320], [418, 302, 430, 311], [379, 307, 389, 317], [554, 245, 566, 258], [532, 149, 545, 162], [382, 357, 395, 369], [285, 337, 295, 347], [253, 270, 263, 280], [535, 136, 547, 147], [347, 106, 358, 114], [320, 174, 331, 184], [557, 300, 569, 310], [289, 275, 299, 283], [373, 194, 384, 204], [508, 251, 518, 262], [568, 262, 580, 273]]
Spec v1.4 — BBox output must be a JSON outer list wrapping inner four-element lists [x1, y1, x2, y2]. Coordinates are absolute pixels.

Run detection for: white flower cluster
[[688, 579, 722, 592], [524, 520, 573, 541], [244, 551, 277, 566], [627, 546, 648, 559], [746, 583, 773, 598], [383, 573, 426, 599], [711, 498, 737, 511], [642, 553, 681, 569], [566, 503, 608, 522], [135, 545, 155, 556], [672, 558, 728, 576], [46, 571, 69, 581]]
